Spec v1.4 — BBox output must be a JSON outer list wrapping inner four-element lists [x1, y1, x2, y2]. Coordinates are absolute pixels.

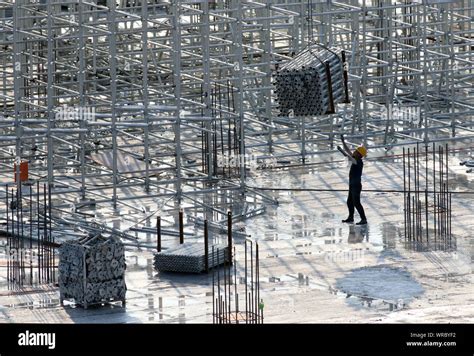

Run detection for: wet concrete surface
[[0, 157, 472, 323]]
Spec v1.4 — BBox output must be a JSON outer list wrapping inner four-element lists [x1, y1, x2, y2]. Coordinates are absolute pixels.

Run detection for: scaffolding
[[0, 0, 473, 236]]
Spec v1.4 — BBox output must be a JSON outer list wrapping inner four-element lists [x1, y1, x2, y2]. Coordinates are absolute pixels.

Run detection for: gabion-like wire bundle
[[58, 234, 126, 307]]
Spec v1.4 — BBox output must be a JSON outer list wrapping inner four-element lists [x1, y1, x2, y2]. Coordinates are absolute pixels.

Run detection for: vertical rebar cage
[[212, 240, 263, 324], [402, 143, 454, 251]]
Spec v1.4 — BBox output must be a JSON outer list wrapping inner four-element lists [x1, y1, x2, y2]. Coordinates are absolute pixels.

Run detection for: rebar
[[403, 143, 454, 250], [212, 239, 262, 324], [4, 182, 56, 288]]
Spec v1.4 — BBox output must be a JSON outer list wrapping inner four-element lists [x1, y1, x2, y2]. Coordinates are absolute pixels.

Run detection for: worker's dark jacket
[[349, 158, 363, 186]]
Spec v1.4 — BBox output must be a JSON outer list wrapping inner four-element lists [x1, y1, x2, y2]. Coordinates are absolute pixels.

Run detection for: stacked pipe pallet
[[58, 234, 126, 308], [154, 243, 228, 273], [274, 45, 347, 116]]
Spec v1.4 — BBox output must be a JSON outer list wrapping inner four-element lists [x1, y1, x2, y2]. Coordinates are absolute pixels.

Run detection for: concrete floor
[[0, 147, 473, 323]]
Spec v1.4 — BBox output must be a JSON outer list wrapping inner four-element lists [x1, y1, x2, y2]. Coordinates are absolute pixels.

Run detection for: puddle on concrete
[[334, 266, 424, 311]]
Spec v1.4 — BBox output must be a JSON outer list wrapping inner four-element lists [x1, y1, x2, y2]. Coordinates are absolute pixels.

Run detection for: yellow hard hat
[[356, 146, 367, 157]]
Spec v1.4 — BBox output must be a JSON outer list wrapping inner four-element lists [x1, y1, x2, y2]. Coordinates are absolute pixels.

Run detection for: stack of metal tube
[[58, 234, 127, 308], [274, 45, 346, 116], [154, 243, 228, 273]]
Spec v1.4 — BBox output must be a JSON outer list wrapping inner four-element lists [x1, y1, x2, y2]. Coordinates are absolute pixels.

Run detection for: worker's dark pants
[[347, 183, 366, 221]]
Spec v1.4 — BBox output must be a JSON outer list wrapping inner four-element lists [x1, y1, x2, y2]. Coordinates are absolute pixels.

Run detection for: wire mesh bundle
[[274, 44, 347, 116], [154, 243, 228, 273], [58, 234, 126, 308]]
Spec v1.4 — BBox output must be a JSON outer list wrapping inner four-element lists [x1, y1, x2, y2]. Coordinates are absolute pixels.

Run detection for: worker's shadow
[[347, 224, 369, 244]]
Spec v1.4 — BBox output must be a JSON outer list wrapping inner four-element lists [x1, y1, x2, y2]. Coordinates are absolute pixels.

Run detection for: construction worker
[[337, 134, 367, 225]]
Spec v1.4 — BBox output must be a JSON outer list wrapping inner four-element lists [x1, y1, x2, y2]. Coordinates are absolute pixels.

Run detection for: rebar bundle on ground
[[274, 44, 348, 117], [58, 234, 126, 308], [403, 143, 453, 249]]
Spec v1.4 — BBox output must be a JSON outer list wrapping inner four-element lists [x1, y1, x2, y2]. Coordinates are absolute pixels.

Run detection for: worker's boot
[[356, 219, 367, 225], [342, 217, 354, 223]]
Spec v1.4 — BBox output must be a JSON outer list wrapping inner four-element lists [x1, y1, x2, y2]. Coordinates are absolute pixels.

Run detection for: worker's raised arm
[[340, 134, 353, 156], [337, 146, 357, 164]]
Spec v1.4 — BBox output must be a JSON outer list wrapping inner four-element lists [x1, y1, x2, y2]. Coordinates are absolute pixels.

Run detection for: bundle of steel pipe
[[154, 211, 234, 273], [273, 45, 347, 117], [58, 233, 126, 308], [403, 143, 453, 249], [154, 243, 228, 273]]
